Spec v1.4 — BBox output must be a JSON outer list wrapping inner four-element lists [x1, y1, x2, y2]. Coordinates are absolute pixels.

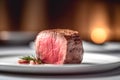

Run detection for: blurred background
[[0, 0, 120, 45]]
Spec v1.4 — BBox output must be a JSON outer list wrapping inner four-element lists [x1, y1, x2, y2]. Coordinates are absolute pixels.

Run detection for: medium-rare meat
[[35, 29, 84, 64]]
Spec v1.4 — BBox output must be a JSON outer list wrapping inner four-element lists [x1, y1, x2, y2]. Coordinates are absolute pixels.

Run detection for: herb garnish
[[19, 55, 42, 64]]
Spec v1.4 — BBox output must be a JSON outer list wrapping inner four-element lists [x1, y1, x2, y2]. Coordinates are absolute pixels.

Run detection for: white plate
[[0, 52, 120, 74]]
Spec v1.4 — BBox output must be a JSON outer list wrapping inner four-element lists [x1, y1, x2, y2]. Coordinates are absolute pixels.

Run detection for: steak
[[35, 29, 84, 64]]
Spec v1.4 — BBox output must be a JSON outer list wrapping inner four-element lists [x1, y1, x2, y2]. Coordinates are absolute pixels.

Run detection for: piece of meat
[[35, 29, 84, 64]]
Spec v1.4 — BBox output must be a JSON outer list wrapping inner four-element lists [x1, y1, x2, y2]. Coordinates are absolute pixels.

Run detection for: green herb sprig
[[20, 55, 42, 64]]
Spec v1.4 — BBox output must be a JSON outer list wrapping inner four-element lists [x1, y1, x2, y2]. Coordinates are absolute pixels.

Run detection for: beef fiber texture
[[35, 29, 84, 64]]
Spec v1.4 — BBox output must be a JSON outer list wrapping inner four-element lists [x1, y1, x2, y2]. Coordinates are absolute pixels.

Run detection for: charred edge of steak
[[64, 35, 84, 64], [39, 29, 79, 36]]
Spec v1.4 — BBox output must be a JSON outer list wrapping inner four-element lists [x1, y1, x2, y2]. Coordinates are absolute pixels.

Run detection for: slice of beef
[[35, 29, 84, 64]]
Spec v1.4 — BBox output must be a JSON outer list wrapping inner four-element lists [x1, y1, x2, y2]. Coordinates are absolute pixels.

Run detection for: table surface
[[0, 42, 120, 80]]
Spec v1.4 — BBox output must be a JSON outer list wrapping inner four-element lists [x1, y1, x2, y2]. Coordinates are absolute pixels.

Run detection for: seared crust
[[64, 35, 84, 64], [40, 29, 79, 36]]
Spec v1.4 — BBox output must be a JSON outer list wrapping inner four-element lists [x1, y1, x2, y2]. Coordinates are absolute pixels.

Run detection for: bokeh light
[[91, 28, 107, 44]]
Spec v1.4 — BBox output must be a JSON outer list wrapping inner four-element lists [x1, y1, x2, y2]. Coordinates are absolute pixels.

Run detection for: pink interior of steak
[[35, 32, 67, 64]]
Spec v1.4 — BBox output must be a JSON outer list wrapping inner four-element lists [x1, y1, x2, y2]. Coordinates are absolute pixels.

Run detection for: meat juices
[[35, 29, 84, 64]]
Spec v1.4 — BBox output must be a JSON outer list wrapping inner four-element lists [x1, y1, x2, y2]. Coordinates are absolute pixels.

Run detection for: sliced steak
[[35, 29, 84, 64]]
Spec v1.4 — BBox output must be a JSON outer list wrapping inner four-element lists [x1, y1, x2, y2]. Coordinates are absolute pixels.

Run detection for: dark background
[[0, 0, 120, 44]]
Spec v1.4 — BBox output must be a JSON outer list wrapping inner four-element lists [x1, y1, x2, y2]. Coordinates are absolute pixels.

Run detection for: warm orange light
[[91, 28, 107, 44]]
